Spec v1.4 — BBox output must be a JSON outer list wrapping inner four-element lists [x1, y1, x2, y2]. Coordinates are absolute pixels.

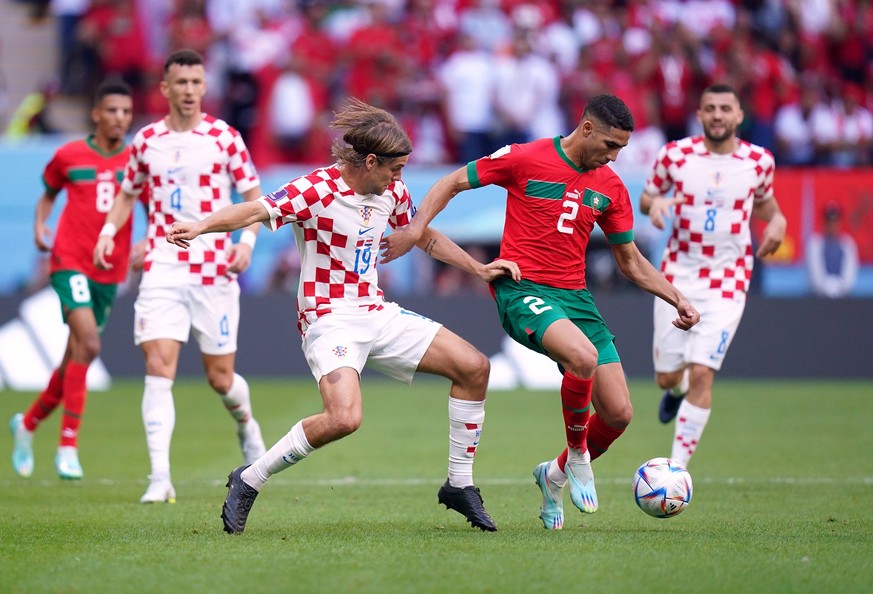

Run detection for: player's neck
[[703, 135, 738, 155], [165, 110, 203, 132], [559, 134, 590, 171], [338, 165, 368, 195], [92, 135, 123, 154]]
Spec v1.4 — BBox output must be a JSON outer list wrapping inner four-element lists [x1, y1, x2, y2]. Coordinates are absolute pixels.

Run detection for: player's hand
[[479, 259, 521, 283], [672, 298, 699, 331], [647, 196, 683, 230], [166, 222, 201, 249], [94, 235, 115, 270], [228, 242, 253, 274], [34, 222, 53, 252], [380, 229, 419, 264], [756, 213, 787, 258]]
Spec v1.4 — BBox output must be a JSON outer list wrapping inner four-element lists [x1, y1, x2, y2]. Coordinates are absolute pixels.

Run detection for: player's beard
[[703, 123, 734, 144]]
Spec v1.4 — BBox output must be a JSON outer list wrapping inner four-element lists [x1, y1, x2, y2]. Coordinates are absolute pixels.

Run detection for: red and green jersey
[[42, 135, 133, 284], [468, 137, 635, 290]]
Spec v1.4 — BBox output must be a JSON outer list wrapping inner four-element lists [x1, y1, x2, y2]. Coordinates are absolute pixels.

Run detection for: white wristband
[[239, 230, 257, 249], [99, 222, 117, 238]]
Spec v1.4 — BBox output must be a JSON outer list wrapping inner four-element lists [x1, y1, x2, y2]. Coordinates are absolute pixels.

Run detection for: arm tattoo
[[424, 238, 437, 256]]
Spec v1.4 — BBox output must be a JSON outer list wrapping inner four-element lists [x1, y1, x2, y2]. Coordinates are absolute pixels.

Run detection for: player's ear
[[736, 107, 745, 126], [159, 79, 170, 99]]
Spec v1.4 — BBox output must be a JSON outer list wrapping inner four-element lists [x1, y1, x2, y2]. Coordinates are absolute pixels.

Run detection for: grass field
[[1, 377, 872, 594]]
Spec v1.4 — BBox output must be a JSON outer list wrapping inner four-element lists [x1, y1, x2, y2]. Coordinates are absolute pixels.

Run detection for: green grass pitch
[[2, 378, 872, 593]]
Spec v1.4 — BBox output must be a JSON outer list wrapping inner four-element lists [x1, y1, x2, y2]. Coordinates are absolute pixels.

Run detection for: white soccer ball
[[632, 457, 693, 518]]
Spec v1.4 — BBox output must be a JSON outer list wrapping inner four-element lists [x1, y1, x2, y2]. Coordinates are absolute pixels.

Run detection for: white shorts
[[302, 301, 442, 385], [134, 283, 241, 355], [652, 295, 746, 373]]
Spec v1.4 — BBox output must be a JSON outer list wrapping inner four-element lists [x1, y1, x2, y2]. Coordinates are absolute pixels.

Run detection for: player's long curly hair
[[331, 98, 413, 168]]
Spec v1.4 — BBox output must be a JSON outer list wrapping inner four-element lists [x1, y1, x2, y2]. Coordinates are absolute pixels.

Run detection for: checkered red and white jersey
[[644, 135, 775, 301], [121, 114, 260, 287], [257, 165, 414, 335], [259, 165, 415, 334]]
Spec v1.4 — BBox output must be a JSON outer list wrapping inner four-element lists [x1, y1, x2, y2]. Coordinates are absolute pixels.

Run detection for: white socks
[[220, 373, 254, 425], [242, 420, 313, 491], [142, 375, 175, 479], [671, 399, 711, 467], [547, 447, 590, 486], [447, 397, 485, 488], [237, 397, 487, 492]]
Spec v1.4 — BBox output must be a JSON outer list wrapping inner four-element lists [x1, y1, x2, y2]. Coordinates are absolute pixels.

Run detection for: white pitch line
[[4, 476, 872, 488]]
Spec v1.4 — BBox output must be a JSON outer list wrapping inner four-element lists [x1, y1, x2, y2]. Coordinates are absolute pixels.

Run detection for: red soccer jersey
[[469, 137, 635, 290], [42, 136, 133, 284]]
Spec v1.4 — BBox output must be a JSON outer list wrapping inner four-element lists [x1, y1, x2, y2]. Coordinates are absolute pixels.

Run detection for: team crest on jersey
[[581, 188, 611, 212], [96, 169, 115, 183], [360, 206, 373, 225], [333, 345, 348, 358]]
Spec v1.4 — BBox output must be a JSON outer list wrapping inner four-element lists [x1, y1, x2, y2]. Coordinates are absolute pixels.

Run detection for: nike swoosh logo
[[358, 227, 374, 235], [168, 167, 183, 176]]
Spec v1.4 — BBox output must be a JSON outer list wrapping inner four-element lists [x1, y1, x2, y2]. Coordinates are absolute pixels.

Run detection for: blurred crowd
[[16, 0, 873, 168]]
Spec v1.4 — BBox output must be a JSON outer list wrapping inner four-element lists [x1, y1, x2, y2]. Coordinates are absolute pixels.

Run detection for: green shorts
[[492, 277, 620, 366], [50, 270, 118, 331]]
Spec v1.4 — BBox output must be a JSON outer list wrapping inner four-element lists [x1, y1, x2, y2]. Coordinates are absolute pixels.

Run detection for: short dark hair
[[702, 83, 740, 101], [94, 79, 132, 105], [163, 49, 204, 74], [582, 94, 635, 132]]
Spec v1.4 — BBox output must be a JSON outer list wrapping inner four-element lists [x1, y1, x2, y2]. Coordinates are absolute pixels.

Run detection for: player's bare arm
[[33, 191, 58, 252], [640, 191, 683, 231], [753, 198, 787, 258], [129, 238, 147, 271], [167, 200, 268, 249], [94, 189, 138, 270], [227, 186, 264, 273], [610, 241, 699, 330], [415, 226, 521, 283], [380, 166, 471, 263]]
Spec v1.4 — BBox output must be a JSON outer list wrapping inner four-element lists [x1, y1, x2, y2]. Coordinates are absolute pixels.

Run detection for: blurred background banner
[[3, 138, 873, 298]]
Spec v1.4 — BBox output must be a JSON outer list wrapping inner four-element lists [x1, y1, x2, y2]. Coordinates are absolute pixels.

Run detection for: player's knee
[[612, 401, 633, 428], [564, 347, 598, 379], [464, 350, 490, 391], [328, 408, 362, 438], [656, 372, 682, 390], [688, 364, 714, 388], [78, 335, 102, 362], [207, 372, 234, 395], [601, 402, 633, 429]]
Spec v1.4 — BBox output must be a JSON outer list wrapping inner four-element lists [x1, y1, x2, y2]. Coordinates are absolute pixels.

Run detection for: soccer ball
[[632, 457, 693, 518]]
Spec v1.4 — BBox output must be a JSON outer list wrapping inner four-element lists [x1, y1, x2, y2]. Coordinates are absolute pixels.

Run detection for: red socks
[[23, 369, 64, 431], [60, 362, 89, 447], [556, 413, 626, 471], [561, 373, 593, 452], [586, 413, 625, 461]]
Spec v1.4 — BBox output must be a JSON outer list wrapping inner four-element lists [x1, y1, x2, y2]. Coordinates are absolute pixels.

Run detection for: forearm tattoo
[[424, 238, 437, 256]]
